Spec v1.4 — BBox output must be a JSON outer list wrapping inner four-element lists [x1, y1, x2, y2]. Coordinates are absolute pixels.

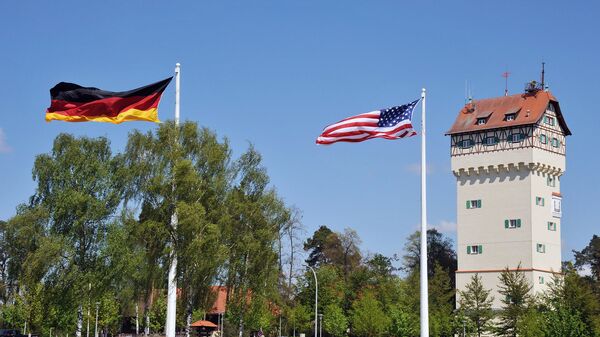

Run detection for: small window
[[547, 103, 556, 112], [466, 199, 482, 209], [539, 276, 545, 284], [548, 222, 557, 231], [477, 118, 487, 125], [547, 175, 556, 187], [537, 243, 546, 253], [483, 136, 498, 146], [467, 245, 483, 255], [536, 197, 545, 206], [505, 114, 516, 121], [508, 133, 525, 143], [544, 116, 555, 126], [540, 134, 547, 144], [551, 138, 560, 148], [459, 139, 474, 149], [505, 219, 521, 229]]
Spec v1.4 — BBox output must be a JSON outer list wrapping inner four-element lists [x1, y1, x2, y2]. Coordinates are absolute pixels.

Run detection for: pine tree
[[458, 274, 494, 337], [496, 266, 532, 337]]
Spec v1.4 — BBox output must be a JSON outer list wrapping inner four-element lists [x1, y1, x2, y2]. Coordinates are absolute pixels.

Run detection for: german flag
[[46, 77, 172, 123]]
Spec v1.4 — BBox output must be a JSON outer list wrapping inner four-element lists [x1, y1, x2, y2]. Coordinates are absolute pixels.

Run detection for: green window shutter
[[547, 222, 551, 230], [477, 200, 482, 208], [505, 220, 509, 229], [478, 245, 483, 254], [467, 246, 471, 254], [466, 200, 470, 209], [517, 219, 522, 228]]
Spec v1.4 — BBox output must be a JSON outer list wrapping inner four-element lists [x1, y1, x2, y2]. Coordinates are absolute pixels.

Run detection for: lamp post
[[318, 314, 323, 337], [305, 265, 318, 337]]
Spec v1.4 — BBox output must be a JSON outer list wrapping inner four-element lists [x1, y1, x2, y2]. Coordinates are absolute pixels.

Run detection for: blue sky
[[0, 1, 598, 263]]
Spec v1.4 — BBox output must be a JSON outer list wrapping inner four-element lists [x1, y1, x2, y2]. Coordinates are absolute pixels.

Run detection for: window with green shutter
[[467, 245, 481, 255], [536, 243, 546, 253], [466, 199, 482, 209], [506, 219, 521, 229], [540, 134, 547, 144], [536, 197, 545, 206], [548, 222, 557, 231]]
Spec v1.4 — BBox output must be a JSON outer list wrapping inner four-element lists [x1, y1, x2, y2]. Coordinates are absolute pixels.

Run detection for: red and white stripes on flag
[[316, 100, 419, 145]]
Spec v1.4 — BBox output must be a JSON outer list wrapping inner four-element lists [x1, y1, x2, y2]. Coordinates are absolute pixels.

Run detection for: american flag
[[316, 99, 420, 145]]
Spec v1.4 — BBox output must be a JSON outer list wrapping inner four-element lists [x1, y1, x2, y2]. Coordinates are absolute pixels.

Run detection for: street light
[[305, 265, 318, 337], [318, 314, 323, 337]]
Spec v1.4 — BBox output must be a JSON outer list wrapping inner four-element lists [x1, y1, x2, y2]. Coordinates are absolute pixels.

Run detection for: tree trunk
[[76, 305, 83, 337], [238, 253, 250, 337], [144, 309, 150, 336], [185, 289, 193, 337], [288, 227, 294, 290]]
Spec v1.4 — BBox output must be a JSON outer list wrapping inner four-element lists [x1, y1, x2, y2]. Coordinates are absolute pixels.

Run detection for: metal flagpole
[[166, 62, 181, 337], [420, 88, 429, 337]]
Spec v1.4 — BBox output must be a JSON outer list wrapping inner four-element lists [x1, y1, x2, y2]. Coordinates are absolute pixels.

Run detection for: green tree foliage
[[350, 292, 390, 337], [428, 264, 455, 337], [304, 226, 336, 267], [388, 304, 418, 337], [124, 122, 233, 333], [496, 266, 532, 337], [458, 274, 494, 337], [323, 304, 348, 337], [574, 235, 600, 285], [220, 144, 290, 337], [4, 134, 126, 336], [403, 229, 457, 287], [544, 268, 600, 336], [149, 292, 167, 333]]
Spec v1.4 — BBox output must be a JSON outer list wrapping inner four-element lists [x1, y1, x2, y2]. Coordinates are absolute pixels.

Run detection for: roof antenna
[[502, 70, 511, 96], [541, 62, 546, 91], [467, 81, 473, 103]]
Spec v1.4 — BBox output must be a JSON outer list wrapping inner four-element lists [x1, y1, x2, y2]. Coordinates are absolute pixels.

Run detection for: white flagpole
[[420, 88, 429, 337], [166, 62, 181, 337]]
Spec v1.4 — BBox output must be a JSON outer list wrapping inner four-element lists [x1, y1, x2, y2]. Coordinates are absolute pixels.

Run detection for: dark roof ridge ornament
[[524, 80, 543, 94]]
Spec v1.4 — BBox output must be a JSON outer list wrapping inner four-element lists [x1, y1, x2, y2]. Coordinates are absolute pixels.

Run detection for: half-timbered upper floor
[[446, 90, 571, 157]]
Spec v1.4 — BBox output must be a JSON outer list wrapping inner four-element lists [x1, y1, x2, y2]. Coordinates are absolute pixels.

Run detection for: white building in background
[[446, 83, 571, 308]]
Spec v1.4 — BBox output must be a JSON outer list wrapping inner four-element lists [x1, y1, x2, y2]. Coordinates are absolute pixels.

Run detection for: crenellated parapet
[[452, 161, 564, 177]]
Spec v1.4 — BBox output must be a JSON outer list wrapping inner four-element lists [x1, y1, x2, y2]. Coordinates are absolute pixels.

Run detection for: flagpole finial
[[422, 88, 426, 98]]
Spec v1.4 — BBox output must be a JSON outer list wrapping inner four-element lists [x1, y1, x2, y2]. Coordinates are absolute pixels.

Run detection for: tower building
[[446, 83, 571, 308]]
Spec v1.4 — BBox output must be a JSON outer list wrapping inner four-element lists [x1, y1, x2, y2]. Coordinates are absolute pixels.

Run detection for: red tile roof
[[191, 320, 218, 328], [446, 90, 571, 136], [208, 286, 227, 314]]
